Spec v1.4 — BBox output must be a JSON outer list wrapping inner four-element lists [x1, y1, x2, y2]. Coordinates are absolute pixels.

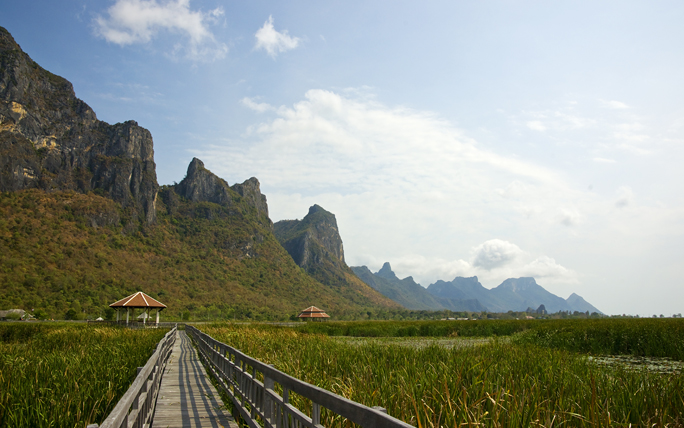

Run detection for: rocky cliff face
[[0, 26, 158, 224], [168, 158, 272, 258], [274, 204, 345, 269], [274, 205, 400, 308], [174, 157, 270, 226]]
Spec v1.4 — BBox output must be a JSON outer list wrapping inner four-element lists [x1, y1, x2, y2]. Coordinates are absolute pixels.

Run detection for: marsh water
[[587, 355, 684, 374], [332, 336, 683, 374]]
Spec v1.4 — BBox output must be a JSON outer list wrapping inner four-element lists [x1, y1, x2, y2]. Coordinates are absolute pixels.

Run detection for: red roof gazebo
[[110, 292, 166, 326], [298, 306, 330, 321]]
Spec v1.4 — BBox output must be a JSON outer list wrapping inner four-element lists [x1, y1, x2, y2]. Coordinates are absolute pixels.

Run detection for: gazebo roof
[[298, 306, 330, 318], [109, 292, 166, 310]]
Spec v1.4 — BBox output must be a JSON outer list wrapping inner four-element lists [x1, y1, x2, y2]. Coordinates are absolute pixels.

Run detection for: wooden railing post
[[312, 403, 321, 426], [264, 369, 275, 422]]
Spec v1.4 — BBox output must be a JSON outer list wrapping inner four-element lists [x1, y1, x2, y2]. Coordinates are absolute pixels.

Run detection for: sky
[[3, 0, 684, 316]]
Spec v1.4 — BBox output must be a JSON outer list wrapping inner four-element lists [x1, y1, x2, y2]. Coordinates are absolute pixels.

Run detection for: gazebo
[[110, 292, 166, 326], [297, 306, 330, 321]]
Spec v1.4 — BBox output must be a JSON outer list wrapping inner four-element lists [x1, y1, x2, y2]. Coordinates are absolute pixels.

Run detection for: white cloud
[[94, 0, 227, 61], [518, 109, 595, 134], [600, 99, 629, 109], [471, 239, 523, 270], [521, 256, 577, 283], [241, 97, 275, 113], [254, 16, 300, 58], [554, 112, 595, 129], [526, 120, 546, 131]]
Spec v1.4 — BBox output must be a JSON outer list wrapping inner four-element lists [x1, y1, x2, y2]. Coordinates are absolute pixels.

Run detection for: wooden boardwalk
[[151, 330, 238, 428]]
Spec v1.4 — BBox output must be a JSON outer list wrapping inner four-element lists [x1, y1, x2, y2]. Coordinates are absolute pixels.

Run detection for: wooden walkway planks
[[151, 330, 238, 428]]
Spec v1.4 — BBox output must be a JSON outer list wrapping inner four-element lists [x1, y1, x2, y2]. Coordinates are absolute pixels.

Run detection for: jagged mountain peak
[[175, 157, 233, 206], [308, 204, 326, 215], [173, 158, 269, 222], [274, 204, 345, 267], [377, 262, 398, 280]]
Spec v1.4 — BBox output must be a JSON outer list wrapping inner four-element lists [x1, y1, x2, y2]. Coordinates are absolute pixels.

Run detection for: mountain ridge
[[354, 263, 602, 314]]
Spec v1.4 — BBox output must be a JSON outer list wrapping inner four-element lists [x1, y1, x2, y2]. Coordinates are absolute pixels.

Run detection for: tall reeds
[[201, 321, 684, 427], [0, 323, 167, 428]]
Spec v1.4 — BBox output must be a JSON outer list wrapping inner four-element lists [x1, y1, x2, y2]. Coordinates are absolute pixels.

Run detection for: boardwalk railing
[[89, 325, 177, 428], [187, 325, 414, 428]]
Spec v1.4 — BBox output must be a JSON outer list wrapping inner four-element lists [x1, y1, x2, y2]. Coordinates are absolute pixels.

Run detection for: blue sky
[[3, 1, 684, 315]]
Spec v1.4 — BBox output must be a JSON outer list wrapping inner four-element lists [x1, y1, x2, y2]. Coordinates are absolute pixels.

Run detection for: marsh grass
[[200, 322, 684, 427], [512, 318, 684, 360], [0, 323, 167, 428]]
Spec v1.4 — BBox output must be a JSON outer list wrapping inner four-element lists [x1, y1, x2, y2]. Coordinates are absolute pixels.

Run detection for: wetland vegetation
[[0, 323, 167, 428], [201, 318, 684, 427]]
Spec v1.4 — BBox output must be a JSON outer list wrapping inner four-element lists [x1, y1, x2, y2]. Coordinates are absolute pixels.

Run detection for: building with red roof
[[297, 306, 330, 321], [110, 292, 166, 326]]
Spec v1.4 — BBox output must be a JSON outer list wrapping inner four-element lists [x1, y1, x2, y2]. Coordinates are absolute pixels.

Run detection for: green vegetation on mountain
[[0, 188, 395, 320]]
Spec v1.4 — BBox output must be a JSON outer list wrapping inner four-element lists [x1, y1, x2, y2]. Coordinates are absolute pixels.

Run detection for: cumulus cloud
[[471, 239, 523, 270], [94, 0, 227, 61], [254, 16, 300, 58], [521, 256, 577, 282], [241, 97, 275, 113]]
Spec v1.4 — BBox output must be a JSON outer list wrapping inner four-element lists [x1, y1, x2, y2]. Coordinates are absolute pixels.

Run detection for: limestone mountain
[[0, 26, 157, 225], [173, 157, 270, 227], [275, 205, 345, 269], [274, 206, 401, 309], [352, 263, 486, 311]]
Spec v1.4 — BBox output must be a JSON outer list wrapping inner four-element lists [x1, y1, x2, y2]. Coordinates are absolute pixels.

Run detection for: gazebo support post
[[126, 308, 129, 326], [116, 309, 120, 323], [156, 309, 159, 326]]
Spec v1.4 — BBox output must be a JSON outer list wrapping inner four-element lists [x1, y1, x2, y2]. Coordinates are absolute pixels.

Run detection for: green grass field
[[0, 323, 168, 428], [199, 319, 684, 427]]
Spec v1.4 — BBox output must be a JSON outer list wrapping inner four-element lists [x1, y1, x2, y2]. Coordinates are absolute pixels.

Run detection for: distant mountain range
[[352, 262, 602, 314]]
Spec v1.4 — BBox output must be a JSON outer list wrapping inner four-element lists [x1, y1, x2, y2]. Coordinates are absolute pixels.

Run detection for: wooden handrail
[[187, 325, 414, 428], [88, 324, 177, 428]]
